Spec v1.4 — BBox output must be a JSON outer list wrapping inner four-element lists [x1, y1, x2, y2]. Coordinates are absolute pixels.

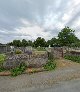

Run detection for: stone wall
[[0, 45, 11, 54], [51, 47, 63, 58], [3, 52, 48, 69], [66, 51, 80, 56]]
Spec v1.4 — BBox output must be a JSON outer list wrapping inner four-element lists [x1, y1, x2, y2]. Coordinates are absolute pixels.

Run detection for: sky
[[0, 0, 80, 43]]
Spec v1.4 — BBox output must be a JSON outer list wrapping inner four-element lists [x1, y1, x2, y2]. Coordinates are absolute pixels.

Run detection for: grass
[[33, 51, 46, 55], [64, 55, 80, 63], [36, 47, 46, 51]]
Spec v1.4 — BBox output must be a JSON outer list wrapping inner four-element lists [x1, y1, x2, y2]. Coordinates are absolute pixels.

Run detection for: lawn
[[64, 55, 80, 63]]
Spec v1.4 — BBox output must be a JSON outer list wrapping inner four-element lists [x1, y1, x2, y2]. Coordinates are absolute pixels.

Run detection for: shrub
[[11, 63, 27, 76], [44, 60, 56, 71], [15, 49, 22, 54], [0, 54, 6, 66], [0, 67, 5, 72]]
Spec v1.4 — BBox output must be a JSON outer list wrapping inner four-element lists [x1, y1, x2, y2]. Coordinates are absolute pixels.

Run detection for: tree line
[[8, 27, 80, 47]]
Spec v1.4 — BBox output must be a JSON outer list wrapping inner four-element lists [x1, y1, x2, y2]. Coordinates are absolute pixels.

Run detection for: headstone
[[49, 45, 51, 48]]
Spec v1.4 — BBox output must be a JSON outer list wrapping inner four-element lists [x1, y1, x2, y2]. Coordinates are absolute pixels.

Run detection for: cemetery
[[0, 27, 80, 76], [0, 45, 56, 76], [1, 1, 80, 91], [0, 44, 80, 76]]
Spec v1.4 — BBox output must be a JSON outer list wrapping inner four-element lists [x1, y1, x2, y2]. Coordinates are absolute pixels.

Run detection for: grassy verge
[[64, 55, 80, 63]]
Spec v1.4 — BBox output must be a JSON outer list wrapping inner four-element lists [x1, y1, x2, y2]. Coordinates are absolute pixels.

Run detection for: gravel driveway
[[0, 59, 80, 92]]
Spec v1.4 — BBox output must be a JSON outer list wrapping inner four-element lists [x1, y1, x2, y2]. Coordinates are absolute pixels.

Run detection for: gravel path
[[0, 59, 80, 92]]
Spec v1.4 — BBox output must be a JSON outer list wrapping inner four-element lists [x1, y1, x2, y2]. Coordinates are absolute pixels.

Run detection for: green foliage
[[13, 40, 22, 47], [15, 49, 22, 54], [0, 54, 6, 66], [58, 26, 78, 46], [7, 42, 13, 46], [34, 37, 46, 47], [11, 63, 27, 76], [36, 47, 46, 51], [44, 60, 56, 71], [0, 54, 6, 72], [0, 67, 5, 72], [47, 38, 59, 47], [64, 55, 80, 63], [22, 39, 28, 47], [27, 40, 33, 46]]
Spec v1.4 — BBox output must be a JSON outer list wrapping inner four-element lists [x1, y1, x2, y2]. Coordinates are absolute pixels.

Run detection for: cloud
[[0, 0, 80, 43], [15, 19, 52, 41]]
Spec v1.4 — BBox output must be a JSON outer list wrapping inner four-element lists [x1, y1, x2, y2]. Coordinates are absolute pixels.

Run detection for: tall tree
[[27, 40, 33, 46], [22, 39, 28, 47], [58, 26, 78, 46], [13, 40, 22, 47], [47, 38, 59, 47], [34, 37, 46, 47]]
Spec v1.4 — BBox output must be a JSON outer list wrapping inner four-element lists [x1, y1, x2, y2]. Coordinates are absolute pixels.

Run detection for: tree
[[34, 37, 46, 47], [47, 38, 58, 47], [58, 26, 78, 46], [22, 39, 28, 47], [27, 40, 33, 46], [7, 42, 13, 46], [13, 40, 22, 47]]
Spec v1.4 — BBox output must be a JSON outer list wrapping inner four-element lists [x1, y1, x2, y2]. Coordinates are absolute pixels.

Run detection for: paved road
[[1, 78, 80, 92], [15, 78, 80, 92], [26, 79, 80, 92]]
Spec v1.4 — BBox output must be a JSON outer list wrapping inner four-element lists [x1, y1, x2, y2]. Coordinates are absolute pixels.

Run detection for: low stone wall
[[3, 52, 48, 69], [0, 45, 11, 54], [66, 51, 80, 56], [51, 47, 63, 58]]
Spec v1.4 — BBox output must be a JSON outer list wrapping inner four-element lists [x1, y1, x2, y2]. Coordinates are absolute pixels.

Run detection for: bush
[[44, 60, 56, 71], [15, 49, 22, 54], [0, 54, 6, 66], [0, 67, 5, 72], [11, 63, 27, 76], [64, 55, 80, 63]]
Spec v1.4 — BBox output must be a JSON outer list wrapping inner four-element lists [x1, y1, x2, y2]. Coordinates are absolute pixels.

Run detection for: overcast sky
[[0, 0, 80, 43]]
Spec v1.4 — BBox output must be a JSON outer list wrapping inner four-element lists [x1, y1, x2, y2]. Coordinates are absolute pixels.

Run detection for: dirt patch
[[56, 58, 80, 69]]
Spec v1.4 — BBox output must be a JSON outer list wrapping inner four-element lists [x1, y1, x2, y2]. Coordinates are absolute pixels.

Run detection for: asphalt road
[[14, 78, 80, 92], [38, 79, 80, 92]]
